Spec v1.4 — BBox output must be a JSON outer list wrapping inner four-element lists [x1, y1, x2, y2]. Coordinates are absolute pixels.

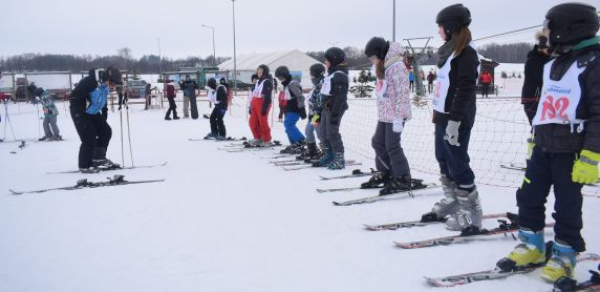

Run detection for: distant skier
[[420, 4, 482, 231], [34, 88, 62, 141], [204, 78, 228, 140], [69, 67, 123, 172], [312, 47, 349, 170], [361, 37, 413, 196], [164, 80, 180, 120], [297, 63, 326, 161], [248, 65, 273, 146], [275, 65, 307, 154], [496, 3, 600, 282]]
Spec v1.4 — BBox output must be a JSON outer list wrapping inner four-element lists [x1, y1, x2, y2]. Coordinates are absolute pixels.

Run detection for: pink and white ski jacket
[[376, 42, 411, 123]]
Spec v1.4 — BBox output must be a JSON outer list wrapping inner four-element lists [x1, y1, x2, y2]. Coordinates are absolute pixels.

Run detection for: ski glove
[[312, 114, 320, 127], [86, 83, 109, 115], [219, 109, 227, 116], [261, 108, 268, 116], [572, 149, 600, 184], [248, 107, 252, 115], [392, 119, 404, 133], [299, 108, 307, 120], [444, 120, 461, 146], [526, 135, 535, 160]]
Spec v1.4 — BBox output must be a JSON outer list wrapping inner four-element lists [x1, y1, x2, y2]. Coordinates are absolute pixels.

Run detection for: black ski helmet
[[105, 66, 123, 85], [207, 78, 217, 89], [257, 64, 270, 79], [436, 4, 472, 39], [545, 2, 599, 46], [309, 63, 326, 78], [324, 47, 346, 66], [274, 66, 291, 80], [34, 87, 44, 97], [365, 37, 390, 60]]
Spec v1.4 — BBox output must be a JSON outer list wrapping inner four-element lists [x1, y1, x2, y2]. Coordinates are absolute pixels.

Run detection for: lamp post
[[201, 24, 217, 66], [232, 0, 237, 93], [393, 0, 396, 42]]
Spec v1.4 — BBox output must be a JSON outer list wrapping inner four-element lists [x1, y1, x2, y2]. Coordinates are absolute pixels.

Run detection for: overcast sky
[[2, 0, 598, 59]]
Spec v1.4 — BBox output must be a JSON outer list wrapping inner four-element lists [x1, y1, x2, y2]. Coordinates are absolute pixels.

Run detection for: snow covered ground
[[1, 97, 599, 292]]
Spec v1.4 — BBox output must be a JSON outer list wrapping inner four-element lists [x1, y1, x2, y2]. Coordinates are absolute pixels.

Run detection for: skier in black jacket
[[312, 47, 349, 170], [421, 4, 482, 231], [275, 66, 307, 154], [522, 33, 551, 124], [205, 78, 229, 140], [69, 67, 123, 172], [497, 3, 600, 282]]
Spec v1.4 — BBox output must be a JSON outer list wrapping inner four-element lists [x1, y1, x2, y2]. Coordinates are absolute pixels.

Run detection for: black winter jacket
[[534, 44, 600, 154], [255, 78, 273, 114], [521, 46, 551, 123], [323, 65, 349, 115], [432, 46, 479, 127], [216, 85, 228, 110], [69, 70, 99, 111]]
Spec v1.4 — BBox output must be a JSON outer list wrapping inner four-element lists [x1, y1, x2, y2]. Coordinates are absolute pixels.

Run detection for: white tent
[[218, 50, 322, 87]]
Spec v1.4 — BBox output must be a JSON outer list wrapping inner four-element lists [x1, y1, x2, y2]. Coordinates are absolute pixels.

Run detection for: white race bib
[[532, 59, 586, 126], [321, 71, 348, 96], [252, 80, 265, 98], [431, 54, 455, 114]]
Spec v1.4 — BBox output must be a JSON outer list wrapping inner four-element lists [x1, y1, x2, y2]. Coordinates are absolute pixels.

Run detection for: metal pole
[[232, 0, 237, 94], [212, 28, 216, 66], [202, 25, 217, 67], [393, 0, 396, 42]]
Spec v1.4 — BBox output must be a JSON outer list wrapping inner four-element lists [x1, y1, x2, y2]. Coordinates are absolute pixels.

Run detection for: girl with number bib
[[420, 4, 482, 231], [496, 3, 600, 282], [360, 37, 413, 196]]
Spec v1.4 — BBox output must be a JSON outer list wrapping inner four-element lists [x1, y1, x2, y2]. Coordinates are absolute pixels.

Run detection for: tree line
[[0, 43, 536, 73], [0, 47, 230, 74]]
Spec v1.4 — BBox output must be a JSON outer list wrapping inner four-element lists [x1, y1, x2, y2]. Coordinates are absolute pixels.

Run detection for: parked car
[[126, 80, 148, 98]]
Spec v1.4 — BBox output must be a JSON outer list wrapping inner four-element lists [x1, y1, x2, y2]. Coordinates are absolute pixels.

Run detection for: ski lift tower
[[403, 37, 433, 98]]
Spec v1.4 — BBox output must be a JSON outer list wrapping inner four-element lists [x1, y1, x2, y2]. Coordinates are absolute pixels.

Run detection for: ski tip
[[332, 201, 342, 206], [363, 224, 379, 231], [9, 189, 23, 195]]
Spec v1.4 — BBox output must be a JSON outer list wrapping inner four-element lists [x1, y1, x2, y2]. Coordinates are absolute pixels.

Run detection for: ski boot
[[204, 133, 217, 140], [360, 171, 389, 189], [216, 135, 226, 141], [421, 176, 459, 222], [38, 136, 49, 141], [312, 148, 333, 167], [301, 142, 320, 161], [445, 187, 483, 231], [496, 228, 547, 272], [541, 241, 578, 282], [327, 152, 345, 170], [244, 138, 262, 147], [49, 135, 63, 141], [379, 174, 412, 196]]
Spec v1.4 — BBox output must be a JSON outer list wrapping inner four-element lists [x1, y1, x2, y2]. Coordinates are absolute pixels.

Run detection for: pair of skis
[[47, 162, 168, 174], [330, 182, 439, 206], [9, 175, 165, 195], [282, 160, 362, 171], [189, 137, 246, 142], [426, 252, 600, 289], [553, 265, 600, 291]]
